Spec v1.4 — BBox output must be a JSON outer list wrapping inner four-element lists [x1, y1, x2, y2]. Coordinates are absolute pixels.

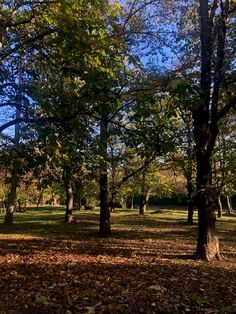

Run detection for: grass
[[0, 206, 235, 314]]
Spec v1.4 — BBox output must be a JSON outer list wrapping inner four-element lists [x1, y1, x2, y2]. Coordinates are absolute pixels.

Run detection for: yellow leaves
[[56, 139, 62, 149], [114, 2, 123, 10]]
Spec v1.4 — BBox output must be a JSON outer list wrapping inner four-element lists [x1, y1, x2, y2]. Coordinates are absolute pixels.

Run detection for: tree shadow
[[0, 256, 235, 314], [161, 253, 195, 260]]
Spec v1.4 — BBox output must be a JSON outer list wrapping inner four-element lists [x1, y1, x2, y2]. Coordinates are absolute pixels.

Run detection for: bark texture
[[192, 0, 230, 260], [139, 191, 150, 215], [226, 195, 233, 214], [63, 169, 74, 223], [99, 114, 111, 236], [4, 170, 19, 225], [187, 173, 194, 224], [217, 195, 223, 218]]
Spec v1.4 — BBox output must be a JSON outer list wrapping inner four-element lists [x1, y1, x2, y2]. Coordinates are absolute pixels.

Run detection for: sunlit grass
[[0, 206, 235, 313]]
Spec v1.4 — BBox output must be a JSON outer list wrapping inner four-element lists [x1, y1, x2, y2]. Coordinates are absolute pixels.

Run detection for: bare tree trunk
[[73, 178, 83, 210], [4, 59, 23, 225], [4, 169, 19, 225], [126, 194, 134, 209], [139, 166, 150, 215], [130, 194, 134, 210], [226, 195, 233, 214], [217, 194, 223, 218], [187, 176, 194, 224], [63, 169, 73, 223], [139, 191, 150, 215], [109, 192, 116, 212], [99, 114, 111, 235], [194, 149, 220, 261], [192, 0, 230, 260], [36, 189, 44, 209], [185, 112, 195, 224]]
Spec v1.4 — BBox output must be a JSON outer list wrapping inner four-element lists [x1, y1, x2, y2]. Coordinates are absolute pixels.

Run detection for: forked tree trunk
[[192, 0, 230, 261], [99, 115, 111, 236]]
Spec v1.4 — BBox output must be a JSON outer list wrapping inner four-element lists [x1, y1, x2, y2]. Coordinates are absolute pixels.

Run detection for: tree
[[171, 109, 196, 224], [212, 114, 236, 217], [192, 0, 236, 260]]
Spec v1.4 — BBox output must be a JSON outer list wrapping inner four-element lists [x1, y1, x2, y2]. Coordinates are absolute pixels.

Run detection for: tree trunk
[[185, 111, 195, 225], [125, 194, 133, 209], [100, 170, 110, 234], [4, 60, 22, 225], [130, 194, 134, 210], [109, 192, 116, 212], [99, 115, 111, 236], [126, 194, 134, 210], [36, 189, 45, 208], [187, 175, 194, 224], [193, 0, 226, 261], [63, 169, 73, 223], [217, 194, 223, 218], [226, 195, 232, 214], [187, 200, 194, 224], [195, 151, 221, 261], [65, 181, 73, 223], [73, 178, 83, 210], [5, 115, 20, 224], [4, 170, 19, 225], [139, 191, 150, 215], [51, 194, 59, 206]]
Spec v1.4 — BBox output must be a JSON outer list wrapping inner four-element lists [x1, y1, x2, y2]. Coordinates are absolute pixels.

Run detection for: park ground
[[0, 207, 236, 314]]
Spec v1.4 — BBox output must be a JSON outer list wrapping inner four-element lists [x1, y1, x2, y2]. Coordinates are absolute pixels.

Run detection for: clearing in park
[[0, 206, 235, 314]]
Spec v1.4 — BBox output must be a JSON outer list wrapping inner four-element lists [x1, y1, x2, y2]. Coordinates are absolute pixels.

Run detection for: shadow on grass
[[0, 209, 234, 259], [161, 253, 195, 260], [0, 255, 235, 314]]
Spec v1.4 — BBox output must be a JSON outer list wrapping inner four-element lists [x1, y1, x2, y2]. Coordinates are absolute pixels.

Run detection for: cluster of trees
[[0, 0, 235, 261]]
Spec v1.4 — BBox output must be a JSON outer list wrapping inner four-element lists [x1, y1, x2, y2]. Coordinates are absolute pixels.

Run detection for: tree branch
[[0, 29, 57, 61], [0, 117, 60, 133], [4, 15, 35, 28], [122, 0, 158, 32], [217, 96, 236, 121], [118, 151, 158, 190]]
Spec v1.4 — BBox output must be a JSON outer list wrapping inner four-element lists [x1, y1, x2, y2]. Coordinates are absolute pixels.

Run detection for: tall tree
[[192, 0, 236, 260]]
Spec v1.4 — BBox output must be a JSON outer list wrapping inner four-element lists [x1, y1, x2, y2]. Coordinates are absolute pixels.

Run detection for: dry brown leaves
[[0, 209, 235, 314]]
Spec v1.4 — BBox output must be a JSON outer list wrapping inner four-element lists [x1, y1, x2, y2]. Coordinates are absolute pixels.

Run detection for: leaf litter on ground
[[0, 207, 235, 313]]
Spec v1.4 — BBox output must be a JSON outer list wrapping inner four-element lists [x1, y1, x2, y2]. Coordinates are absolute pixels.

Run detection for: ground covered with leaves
[[0, 207, 235, 314]]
